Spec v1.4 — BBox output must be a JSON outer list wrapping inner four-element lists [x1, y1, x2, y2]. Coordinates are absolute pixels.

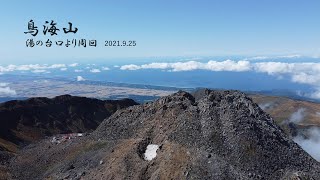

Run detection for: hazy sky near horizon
[[0, 0, 319, 63]]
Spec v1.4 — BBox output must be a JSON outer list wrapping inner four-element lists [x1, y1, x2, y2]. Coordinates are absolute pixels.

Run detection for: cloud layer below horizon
[[1, 56, 320, 98], [119, 59, 320, 99]]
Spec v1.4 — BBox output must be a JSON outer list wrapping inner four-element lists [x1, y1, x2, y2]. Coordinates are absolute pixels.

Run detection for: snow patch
[[143, 144, 159, 161]]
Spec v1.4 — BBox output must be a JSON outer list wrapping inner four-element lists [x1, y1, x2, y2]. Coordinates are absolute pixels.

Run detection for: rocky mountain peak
[[90, 89, 320, 179], [6, 90, 320, 180]]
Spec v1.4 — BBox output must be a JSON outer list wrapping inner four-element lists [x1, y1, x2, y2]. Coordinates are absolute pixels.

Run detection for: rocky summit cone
[[8, 90, 320, 180], [93, 89, 320, 179]]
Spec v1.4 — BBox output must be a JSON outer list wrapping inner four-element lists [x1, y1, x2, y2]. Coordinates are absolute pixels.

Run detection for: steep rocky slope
[[0, 95, 138, 152], [7, 90, 320, 180]]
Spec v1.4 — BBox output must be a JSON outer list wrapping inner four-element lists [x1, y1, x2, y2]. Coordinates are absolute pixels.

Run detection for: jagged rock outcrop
[[7, 90, 320, 180], [0, 95, 138, 152]]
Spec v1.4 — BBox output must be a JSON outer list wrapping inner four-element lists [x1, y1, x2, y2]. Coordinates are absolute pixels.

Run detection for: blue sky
[[0, 0, 319, 63]]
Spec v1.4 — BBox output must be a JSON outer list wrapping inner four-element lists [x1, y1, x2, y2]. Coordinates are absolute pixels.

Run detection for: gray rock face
[[93, 89, 320, 179], [8, 90, 320, 180]]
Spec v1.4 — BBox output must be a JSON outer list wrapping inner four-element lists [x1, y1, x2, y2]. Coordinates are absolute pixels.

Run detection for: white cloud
[[77, 76, 85, 81], [254, 62, 320, 76], [102, 67, 110, 70], [32, 70, 49, 73], [60, 68, 68, 71], [120, 60, 251, 72], [254, 62, 320, 100], [280, 109, 320, 161], [204, 60, 251, 72], [90, 69, 101, 73], [69, 63, 78, 67], [0, 64, 66, 73], [118, 59, 320, 100], [48, 64, 66, 69], [0, 83, 8, 87], [2, 58, 320, 100], [258, 102, 274, 111], [120, 64, 141, 70], [254, 62, 294, 75], [0, 83, 16, 96], [288, 108, 306, 124], [292, 73, 320, 85], [293, 127, 320, 161], [309, 89, 320, 99]]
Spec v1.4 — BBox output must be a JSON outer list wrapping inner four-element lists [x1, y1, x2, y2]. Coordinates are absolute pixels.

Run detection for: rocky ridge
[[6, 90, 320, 180]]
